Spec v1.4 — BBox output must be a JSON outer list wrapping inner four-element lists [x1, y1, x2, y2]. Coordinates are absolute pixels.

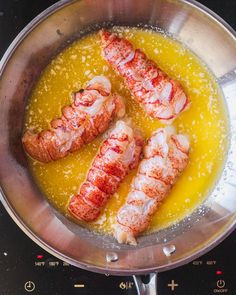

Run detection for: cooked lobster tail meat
[[100, 30, 191, 124], [68, 120, 144, 222], [114, 126, 190, 245], [22, 76, 125, 163]]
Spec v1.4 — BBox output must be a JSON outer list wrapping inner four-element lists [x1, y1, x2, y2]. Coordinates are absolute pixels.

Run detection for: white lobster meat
[[114, 126, 190, 245], [100, 30, 191, 124], [68, 120, 144, 222], [22, 76, 125, 162]]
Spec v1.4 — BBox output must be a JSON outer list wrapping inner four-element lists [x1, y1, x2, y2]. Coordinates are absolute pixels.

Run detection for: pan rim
[[1, 186, 236, 275], [0, 0, 236, 275]]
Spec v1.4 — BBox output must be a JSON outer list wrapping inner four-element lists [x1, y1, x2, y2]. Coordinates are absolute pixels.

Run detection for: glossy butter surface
[[24, 27, 228, 234]]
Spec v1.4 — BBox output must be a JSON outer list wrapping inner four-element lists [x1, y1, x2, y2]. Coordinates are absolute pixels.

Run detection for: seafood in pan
[[100, 30, 190, 124], [114, 127, 190, 245], [22, 76, 125, 162], [24, 27, 228, 240], [68, 120, 144, 222]]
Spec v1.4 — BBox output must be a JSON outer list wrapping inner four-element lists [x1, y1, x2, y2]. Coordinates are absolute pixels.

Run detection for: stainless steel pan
[[1, 0, 236, 294]]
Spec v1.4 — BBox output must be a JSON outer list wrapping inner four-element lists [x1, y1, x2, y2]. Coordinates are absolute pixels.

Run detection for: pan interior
[[23, 26, 229, 247]]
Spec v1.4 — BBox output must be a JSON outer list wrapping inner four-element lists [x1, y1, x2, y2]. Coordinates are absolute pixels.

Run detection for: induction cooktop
[[0, 1, 235, 294]]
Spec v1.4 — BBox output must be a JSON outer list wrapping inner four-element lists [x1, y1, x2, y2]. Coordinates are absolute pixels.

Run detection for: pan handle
[[133, 273, 158, 295]]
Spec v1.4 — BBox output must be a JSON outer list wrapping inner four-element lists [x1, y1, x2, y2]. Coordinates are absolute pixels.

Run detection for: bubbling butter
[[24, 27, 228, 235]]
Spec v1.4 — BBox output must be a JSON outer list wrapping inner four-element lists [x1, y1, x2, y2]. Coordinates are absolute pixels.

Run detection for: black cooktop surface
[[0, 1, 235, 294]]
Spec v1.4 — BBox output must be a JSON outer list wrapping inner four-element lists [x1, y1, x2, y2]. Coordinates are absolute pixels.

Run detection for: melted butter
[[24, 27, 228, 235]]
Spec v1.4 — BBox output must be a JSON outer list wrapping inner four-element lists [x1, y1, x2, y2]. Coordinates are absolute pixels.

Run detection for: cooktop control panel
[[0, 0, 235, 294], [0, 203, 235, 295]]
